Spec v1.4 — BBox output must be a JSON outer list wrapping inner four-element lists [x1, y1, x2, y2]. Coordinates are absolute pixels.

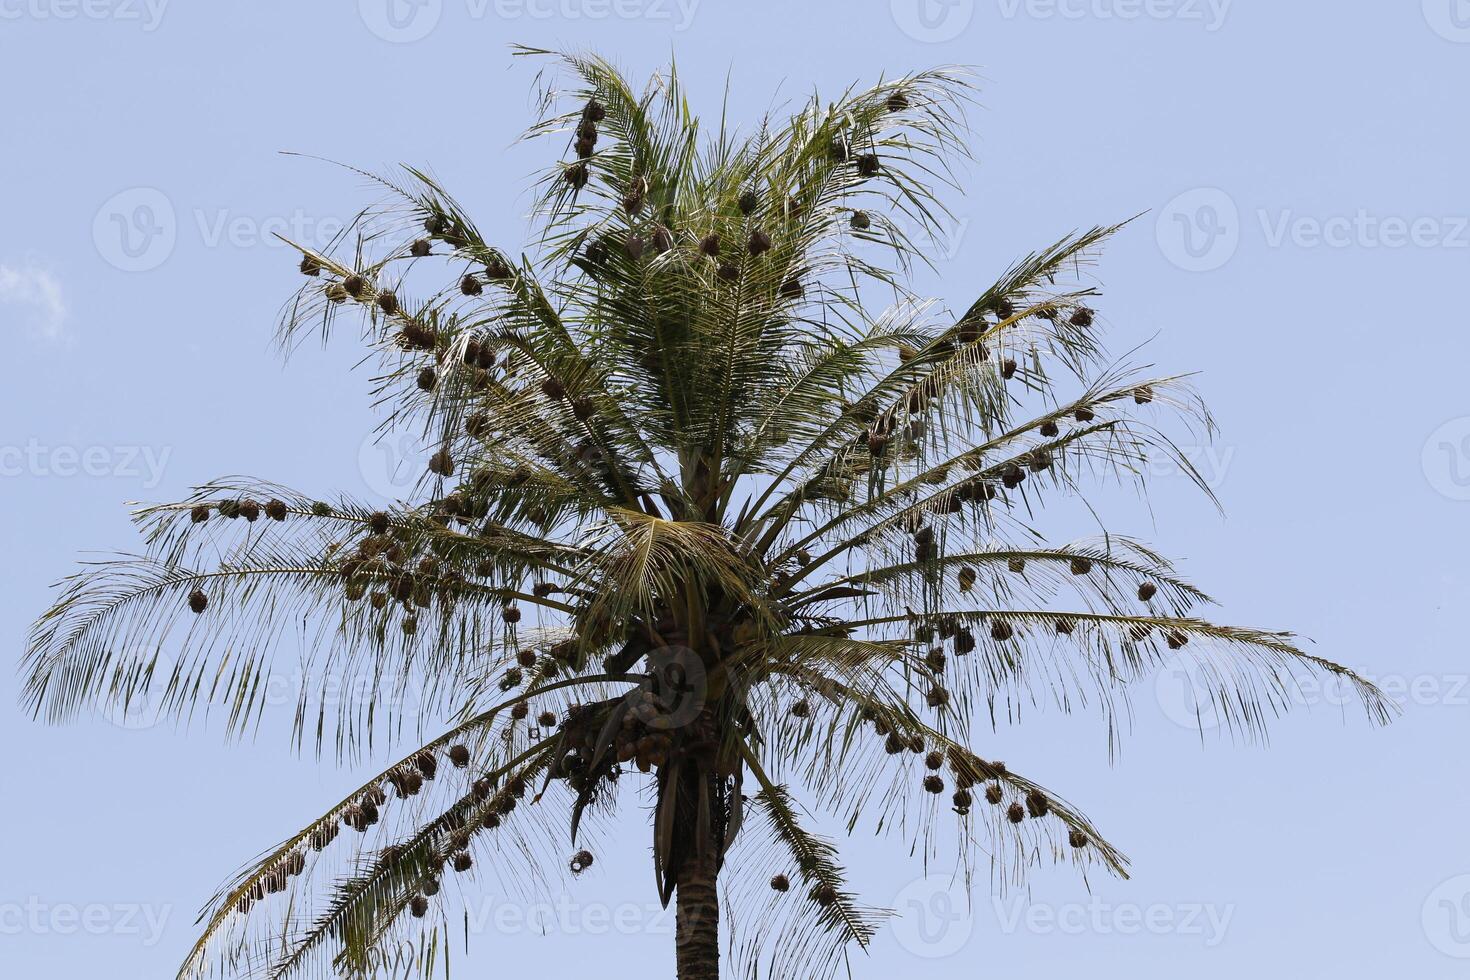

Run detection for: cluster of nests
[[499, 638, 580, 693], [184, 497, 312, 613], [332, 527, 475, 632]]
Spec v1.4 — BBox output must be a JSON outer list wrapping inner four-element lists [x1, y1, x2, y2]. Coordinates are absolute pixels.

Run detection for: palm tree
[[24, 49, 1389, 980]]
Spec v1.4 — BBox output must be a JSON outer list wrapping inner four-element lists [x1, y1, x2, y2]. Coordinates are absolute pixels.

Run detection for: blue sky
[[2, 1, 1468, 977]]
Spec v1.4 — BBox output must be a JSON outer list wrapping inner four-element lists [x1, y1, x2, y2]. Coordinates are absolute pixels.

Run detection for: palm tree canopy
[[24, 48, 1391, 980]]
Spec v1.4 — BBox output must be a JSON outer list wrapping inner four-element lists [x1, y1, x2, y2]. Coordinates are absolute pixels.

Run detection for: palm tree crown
[[24, 48, 1389, 980]]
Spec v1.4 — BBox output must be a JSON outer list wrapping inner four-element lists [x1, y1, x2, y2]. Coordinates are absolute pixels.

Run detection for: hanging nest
[[1028, 451, 1052, 472], [575, 136, 596, 159], [925, 750, 945, 771], [516, 649, 538, 669], [856, 153, 881, 178], [308, 822, 339, 851], [994, 298, 1016, 320], [190, 503, 211, 523], [624, 233, 647, 261], [1025, 789, 1049, 818], [1040, 420, 1059, 438], [698, 232, 721, 257], [651, 224, 673, 253], [717, 262, 739, 282], [583, 98, 606, 122], [884, 733, 904, 755], [541, 376, 566, 400], [238, 499, 261, 522], [399, 322, 437, 351], [409, 239, 432, 258], [369, 512, 390, 534], [1166, 630, 1188, 650], [924, 648, 946, 672], [908, 734, 925, 754], [828, 136, 850, 163], [510, 702, 529, 720], [401, 615, 419, 636], [738, 189, 760, 215], [747, 228, 772, 256], [1001, 464, 1025, 489], [299, 254, 320, 276], [448, 744, 470, 768], [1055, 617, 1076, 636], [1133, 386, 1154, 405], [569, 849, 595, 874], [1068, 829, 1089, 849], [413, 751, 438, 780], [952, 788, 973, 814], [923, 774, 945, 794], [791, 700, 811, 719], [886, 91, 910, 113], [812, 883, 838, 907], [1138, 582, 1158, 601], [985, 783, 1004, 805], [188, 589, 208, 614], [537, 710, 556, 727], [1070, 307, 1094, 328], [849, 210, 871, 231], [925, 686, 950, 709], [451, 851, 473, 873], [416, 366, 437, 391], [1129, 624, 1152, 642], [1074, 406, 1096, 423], [342, 274, 367, 299], [770, 874, 790, 892], [780, 277, 804, 299], [954, 628, 976, 655], [1006, 802, 1025, 824], [502, 603, 521, 624], [377, 291, 399, 315], [563, 162, 589, 189], [1008, 557, 1026, 574], [264, 499, 288, 521], [989, 620, 1014, 642], [957, 566, 977, 591], [1000, 357, 1017, 380], [1069, 557, 1093, 576], [461, 275, 483, 297]]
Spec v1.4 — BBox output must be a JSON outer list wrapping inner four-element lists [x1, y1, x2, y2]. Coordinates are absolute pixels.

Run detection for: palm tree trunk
[[674, 846, 720, 980]]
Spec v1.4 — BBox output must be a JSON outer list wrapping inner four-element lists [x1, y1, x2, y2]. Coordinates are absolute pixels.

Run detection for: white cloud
[[0, 262, 68, 341]]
